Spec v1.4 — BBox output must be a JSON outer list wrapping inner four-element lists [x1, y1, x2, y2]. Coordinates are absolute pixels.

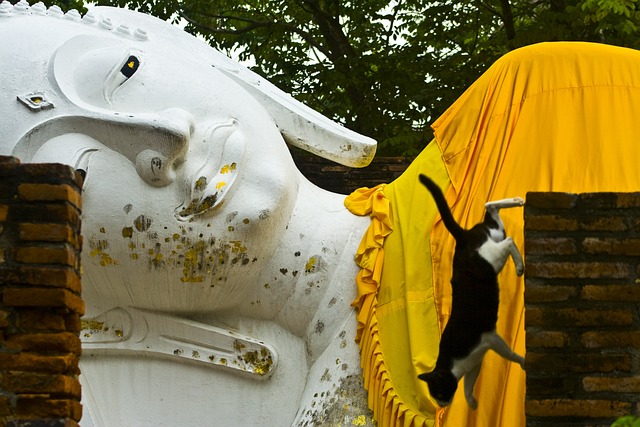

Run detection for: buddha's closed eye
[[120, 55, 140, 78], [104, 52, 142, 105]]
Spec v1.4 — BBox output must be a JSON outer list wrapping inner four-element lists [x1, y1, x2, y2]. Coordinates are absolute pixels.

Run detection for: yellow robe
[[346, 41, 640, 427]]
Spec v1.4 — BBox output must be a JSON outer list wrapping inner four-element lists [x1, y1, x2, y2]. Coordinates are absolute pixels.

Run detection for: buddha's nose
[[130, 108, 195, 187]]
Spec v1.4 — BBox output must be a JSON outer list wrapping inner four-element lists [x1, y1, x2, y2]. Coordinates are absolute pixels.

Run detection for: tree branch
[[277, 21, 333, 58], [477, 0, 516, 44], [384, 0, 404, 47], [181, 7, 332, 59], [477, 0, 502, 17], [299, 0, 357, 60], [499, 0, 517, 42], [181, 11, 271, 35]]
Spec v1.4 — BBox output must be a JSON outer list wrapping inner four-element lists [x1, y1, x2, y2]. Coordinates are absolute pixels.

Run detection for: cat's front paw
[[516, 263, 525, 276], [513, 197, 525, 206], [518, 356, 525, 371]]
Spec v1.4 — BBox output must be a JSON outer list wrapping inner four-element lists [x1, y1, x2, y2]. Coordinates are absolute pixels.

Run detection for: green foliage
[[612, 416, 640, 427], [47, 0, 640, 155]]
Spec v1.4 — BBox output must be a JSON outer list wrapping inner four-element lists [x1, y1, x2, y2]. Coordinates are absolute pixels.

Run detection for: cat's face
[[418, 370, 458, 407]]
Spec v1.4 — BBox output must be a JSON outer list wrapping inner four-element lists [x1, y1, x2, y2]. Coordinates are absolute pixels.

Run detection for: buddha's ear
[[218, 68, 376, 168]]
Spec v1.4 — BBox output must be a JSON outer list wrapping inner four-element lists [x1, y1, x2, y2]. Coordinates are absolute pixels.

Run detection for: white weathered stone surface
[[0, 3, 377, 426]]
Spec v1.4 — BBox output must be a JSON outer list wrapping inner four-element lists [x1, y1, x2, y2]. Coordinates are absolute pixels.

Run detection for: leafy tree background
[[34, 0, 640, 155]]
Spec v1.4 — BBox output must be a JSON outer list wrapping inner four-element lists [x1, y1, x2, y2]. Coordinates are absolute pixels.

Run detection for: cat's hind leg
[[485, 331, 525, 370], [463, 363, 481, 410]]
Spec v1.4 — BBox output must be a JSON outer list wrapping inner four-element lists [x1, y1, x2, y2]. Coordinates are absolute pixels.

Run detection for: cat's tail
[[419, 174, 464, 239]]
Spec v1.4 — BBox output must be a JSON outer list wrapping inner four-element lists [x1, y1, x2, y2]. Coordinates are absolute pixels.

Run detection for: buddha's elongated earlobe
[[218, 67, 377, 168]]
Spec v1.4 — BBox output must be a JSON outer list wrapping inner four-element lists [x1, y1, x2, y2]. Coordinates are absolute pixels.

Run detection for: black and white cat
[[417, 174, 525, 410]]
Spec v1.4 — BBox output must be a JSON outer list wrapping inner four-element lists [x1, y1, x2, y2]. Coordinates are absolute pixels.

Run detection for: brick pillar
[[524, 192, 640, 427], [0, 156, 84, 427]]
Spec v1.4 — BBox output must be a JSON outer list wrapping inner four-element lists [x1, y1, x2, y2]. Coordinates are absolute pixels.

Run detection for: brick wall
[[289, 149, 414, 194], [0, 156, 84, 427], [524, 192, 640, 427]]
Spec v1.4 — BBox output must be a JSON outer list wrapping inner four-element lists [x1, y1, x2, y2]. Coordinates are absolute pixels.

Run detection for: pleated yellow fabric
[[345, 142, 448, 426], [346, 41, 640, 427]]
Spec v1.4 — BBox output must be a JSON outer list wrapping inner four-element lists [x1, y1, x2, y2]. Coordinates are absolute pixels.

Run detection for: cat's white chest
[[478, 239, 503, 270], [451, 334, 492, 379], [488, 228, 505, 242]]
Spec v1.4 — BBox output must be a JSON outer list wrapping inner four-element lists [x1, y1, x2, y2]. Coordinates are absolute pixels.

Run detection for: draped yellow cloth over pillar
[[346, 41, 640, 427]]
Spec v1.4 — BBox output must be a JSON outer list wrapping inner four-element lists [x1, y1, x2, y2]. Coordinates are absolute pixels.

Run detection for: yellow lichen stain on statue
[[81, 320, 105, 329], [89, 238, 119, 267], [115, 219, 253, 282], [229, 240, 247, 254], [352, 415, 367, 426], [133, 215, 152, 232], [181, 241, 205, 283], [122, 227, 133, 238], [233, 339, 246, 352], [81, 319, 124, 340], [219, 163, 237, 174], [81, 320, 105, 338], [305, 257, 317, 273], [178, 194, 219, 218], [237, 347, 273, 376], [194, 176, 207, 191], [150, 251, 164, 269]]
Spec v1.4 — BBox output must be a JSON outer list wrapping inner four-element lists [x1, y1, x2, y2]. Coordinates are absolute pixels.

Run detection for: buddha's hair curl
[[0, 0, 149, 41]]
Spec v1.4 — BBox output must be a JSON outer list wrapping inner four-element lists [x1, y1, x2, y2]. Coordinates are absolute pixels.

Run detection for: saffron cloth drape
[[346, 41, 640, 427]]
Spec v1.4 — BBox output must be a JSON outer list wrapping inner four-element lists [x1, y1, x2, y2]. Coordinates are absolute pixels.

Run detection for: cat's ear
[[418, 372, 436, 384]]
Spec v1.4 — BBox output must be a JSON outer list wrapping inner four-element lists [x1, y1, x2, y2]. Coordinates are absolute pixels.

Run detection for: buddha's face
[[0, 5, 299, 313]]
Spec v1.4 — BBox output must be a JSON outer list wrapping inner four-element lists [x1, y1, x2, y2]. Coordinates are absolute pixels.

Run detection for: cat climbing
[[417, 174, 525, 410]]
